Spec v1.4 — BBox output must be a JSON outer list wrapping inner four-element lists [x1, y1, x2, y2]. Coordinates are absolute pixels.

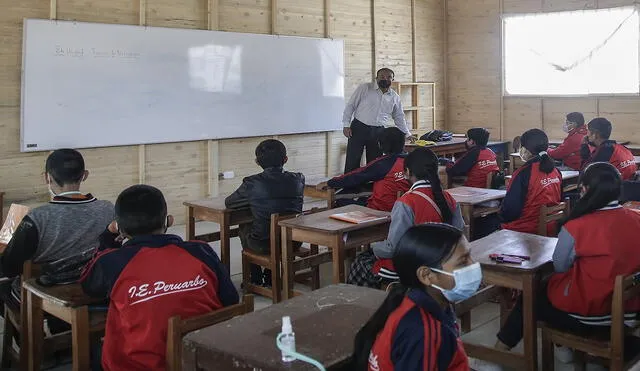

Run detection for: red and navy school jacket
[[548, 126, 588, 170], [446, 147, 500, 188], [547, 205, 640, 320], [368, 289, 469, 371], [581, 140, 637, 180], [81, 231, 239, 371], [328, 153, 410, 211], [500, 158, 562, 235]]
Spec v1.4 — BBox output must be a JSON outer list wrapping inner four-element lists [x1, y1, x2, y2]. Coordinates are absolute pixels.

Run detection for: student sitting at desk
[[547, 112, 588, 171], [347, 147, 464, 288], [581, 117, 637, 180], [0, 149, 113, 329], [82, 185, 238, 371], [500, 129, 562, 235], [351, 223, 479, 371], [495, 162, 640, 362], [444, 127, 500, 188], [317, 127, 409, 212], [225, 139, 304, 287]]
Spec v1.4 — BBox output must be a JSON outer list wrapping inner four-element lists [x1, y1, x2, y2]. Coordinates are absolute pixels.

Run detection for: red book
[[329, 211, 389, 224]]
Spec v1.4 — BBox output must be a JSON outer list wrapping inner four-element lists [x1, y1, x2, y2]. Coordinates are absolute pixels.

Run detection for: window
[[504, 6, 639, 95]]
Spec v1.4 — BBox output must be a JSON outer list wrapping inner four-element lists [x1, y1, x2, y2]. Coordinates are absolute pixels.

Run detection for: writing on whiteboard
[[54, 46, 140, 59]]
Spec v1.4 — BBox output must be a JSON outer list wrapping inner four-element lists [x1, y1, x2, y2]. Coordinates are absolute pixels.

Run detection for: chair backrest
[[0, 204, 30, 246], [537, 202, 567, 237], [166, 294, 255, 371], [486, 172, 495, 189], [609, 271, 640, 364], [620, 180, 640, 204]]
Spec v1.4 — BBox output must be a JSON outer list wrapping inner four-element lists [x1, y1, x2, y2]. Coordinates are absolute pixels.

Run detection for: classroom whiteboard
[[21, 19, 345, 152]]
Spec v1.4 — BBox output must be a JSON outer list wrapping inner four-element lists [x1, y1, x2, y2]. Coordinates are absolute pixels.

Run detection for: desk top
[[184, 196, 230, 212], [305, 176, 332, 187], [22, 279, 106, 308], [635, 156, 640, 164], [445, 187, 506, 205], [183, 284, 385, 371], [561, 170, 579, 180], [279, 204, 390, 234], [471, 230, 557, 273]]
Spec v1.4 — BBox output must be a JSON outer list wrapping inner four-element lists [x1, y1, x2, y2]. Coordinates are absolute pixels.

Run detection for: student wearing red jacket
[[445, 128, 500, 188], [81, 185, 239, 371], [350, 223, 480, 371], [496, 163, 640, 362], [500, 129, 562, 235], [347, 148, 464, 288], [581, 117, 637, 180], [317, 127, 410, 212], [548, 112, 588, 170]]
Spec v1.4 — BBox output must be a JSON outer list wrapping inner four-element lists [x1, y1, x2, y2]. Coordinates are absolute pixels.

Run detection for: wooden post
[[411, 0, 417, 82], [139, 0, 146, 25], [208, 0, 219, 31], [371, 0, 377, 77], [443, 0, 448, 132], [49, 0, 57, 19], [138, 0, 147, 184], [271, 0, 278, 35], [499, 0, 504, 140], [324, 0, 333, 177], [208, 140, 219, 197]]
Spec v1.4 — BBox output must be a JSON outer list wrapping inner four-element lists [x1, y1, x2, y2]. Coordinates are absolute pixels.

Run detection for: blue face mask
[[430, 262, 483, 303]]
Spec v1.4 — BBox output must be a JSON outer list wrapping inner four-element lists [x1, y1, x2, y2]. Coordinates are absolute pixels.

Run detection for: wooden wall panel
[[0, 0, 445, 221], [448, 0, 640, 144]]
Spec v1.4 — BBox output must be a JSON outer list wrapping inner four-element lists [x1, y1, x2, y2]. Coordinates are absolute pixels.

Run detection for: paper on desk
[[0, 204, 30, 245]]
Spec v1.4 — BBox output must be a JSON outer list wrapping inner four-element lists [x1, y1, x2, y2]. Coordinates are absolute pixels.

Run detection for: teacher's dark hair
[[404, 147, 453, 223], [351, 224, 463, 370], [559, 162, 621, 229], [521, 128, 554, 174], [376, 68, 394, 79]]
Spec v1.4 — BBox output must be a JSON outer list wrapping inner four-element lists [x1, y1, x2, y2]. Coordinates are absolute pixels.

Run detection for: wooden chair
[[540, 271, 640, 371], [241, 209, 330, 303], [166, 294, 254, 371], [0, 203, 30, 251], [537, 202, 567, 237]]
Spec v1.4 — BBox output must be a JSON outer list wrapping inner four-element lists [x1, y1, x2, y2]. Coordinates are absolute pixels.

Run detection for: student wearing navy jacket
[[445, 128, 499, 188], [82, 185, 238, 371], [347, 148, 464, 288], [350, 223, 480, 371], [495, 163, 640, 363], [317, 127, 410, 212], [500, 129, 562, 235], [548, 112, 588, 171], [581, 117, 637, 180]]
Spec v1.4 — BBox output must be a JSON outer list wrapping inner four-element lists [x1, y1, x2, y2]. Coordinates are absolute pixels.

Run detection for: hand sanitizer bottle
[[280, 316, 296, 363]]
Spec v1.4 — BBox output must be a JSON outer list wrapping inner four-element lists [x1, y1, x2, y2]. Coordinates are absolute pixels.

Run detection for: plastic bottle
[[280, 316, 296, 363]]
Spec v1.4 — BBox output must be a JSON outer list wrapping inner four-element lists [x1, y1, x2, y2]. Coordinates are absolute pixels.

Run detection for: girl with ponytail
[[500, 128, 563, 235], [346, 147, 464, 288], [496, 162, 640, 359], [351, 223, 480, 370]]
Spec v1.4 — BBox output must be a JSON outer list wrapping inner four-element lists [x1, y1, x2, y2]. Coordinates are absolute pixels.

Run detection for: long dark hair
[[521, 128, 554, 174], [351, 224, 463, 370], [404, 148, 453, 223], [559, 162, 621, 228]]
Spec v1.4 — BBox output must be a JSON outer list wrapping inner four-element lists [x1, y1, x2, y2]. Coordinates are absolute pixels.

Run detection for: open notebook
[[0, 204, 30, 248], [329, 211, 389, 224]]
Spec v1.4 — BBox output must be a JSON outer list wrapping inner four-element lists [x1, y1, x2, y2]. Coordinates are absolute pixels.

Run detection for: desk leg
[[460, 204, 474, 239], [219, 213, 231, 272], [186, 206, 196, 240], [281, 226, 294, 300], [71, 306, 90, 371], [522, 273, 538, 371], [26, 292, 43, 371], [331, 235, 346, 284]]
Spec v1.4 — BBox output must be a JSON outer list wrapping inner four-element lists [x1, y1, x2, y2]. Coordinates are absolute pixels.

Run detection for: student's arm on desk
[[0, 215, 39, 278], [552, 227, 576, 273], [547, 139, 572, 160], [327, 157, 390, 189], [372, 202, 414, 259], [224, 180, 251, 209], [499, 167, 530, 223]]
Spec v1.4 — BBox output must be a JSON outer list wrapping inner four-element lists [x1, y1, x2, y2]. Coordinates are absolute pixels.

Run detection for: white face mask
[[431, 262, 483, 303], [562, 122, 571, 133]]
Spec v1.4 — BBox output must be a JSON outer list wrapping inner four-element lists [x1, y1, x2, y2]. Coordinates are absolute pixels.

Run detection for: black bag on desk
[[37, 248, 96, 286], [420, 130, 453, 142]]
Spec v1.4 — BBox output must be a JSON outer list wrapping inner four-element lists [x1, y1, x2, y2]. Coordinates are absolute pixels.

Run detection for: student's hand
[[107, 221, 118, 234], [343, 127, 352, 138], [316, 182, 329, 191]]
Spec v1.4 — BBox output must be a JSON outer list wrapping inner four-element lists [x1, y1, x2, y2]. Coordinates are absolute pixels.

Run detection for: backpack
[[420, 130, 453, 142]]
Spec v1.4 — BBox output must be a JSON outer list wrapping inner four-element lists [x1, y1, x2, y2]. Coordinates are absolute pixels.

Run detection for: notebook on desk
[[0, 204, 30, 248], [623, 201, 640, 211], [330, 211, 389, 224]]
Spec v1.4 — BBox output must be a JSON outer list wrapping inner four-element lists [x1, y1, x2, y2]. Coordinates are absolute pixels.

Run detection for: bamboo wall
[[447, 0, 640, 143], [0, 0, 445, 223]]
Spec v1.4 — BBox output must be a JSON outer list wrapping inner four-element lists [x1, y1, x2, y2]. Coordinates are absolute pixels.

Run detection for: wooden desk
[[446, 187, 507, 237], [464, 230, 557, 371], [184, 197, 253, 271], [279, 205, 390, 299], [405, 137, 467, 156], [182, 284, 385, 371], [23, 280, 106, 371], [304, 176, 335, 208]]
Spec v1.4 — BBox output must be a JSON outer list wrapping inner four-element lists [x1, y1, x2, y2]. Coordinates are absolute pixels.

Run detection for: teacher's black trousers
[[344, 119, 385, 173]]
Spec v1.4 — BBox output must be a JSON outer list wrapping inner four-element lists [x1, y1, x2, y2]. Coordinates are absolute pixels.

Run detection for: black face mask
[[377, 80, 391, 89]]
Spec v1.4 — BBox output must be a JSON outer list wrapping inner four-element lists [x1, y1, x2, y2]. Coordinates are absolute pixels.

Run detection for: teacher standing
[[342, 68, 411, 173]]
